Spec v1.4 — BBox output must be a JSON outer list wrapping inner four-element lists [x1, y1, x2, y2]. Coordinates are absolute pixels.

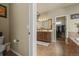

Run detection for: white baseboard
[[11, 49, 22, 56], [37, 41, 49, 46]]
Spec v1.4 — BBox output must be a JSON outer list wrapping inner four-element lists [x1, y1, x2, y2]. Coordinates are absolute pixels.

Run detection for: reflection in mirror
[[37, 19, 52, 30]]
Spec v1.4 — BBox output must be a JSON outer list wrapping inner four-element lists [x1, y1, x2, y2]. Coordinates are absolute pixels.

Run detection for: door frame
[[54, 15, 68, 43], [29, 3, 37, 56]]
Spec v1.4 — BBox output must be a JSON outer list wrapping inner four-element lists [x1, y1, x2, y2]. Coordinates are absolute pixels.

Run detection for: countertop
[[37, 30, 53, 32]]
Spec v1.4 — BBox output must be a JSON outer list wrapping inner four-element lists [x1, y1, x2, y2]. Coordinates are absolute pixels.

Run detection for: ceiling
[[37, 3, 76, 14]]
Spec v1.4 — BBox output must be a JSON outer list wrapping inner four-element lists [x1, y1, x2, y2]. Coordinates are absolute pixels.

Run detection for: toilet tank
[[0, 36, 4, 45]]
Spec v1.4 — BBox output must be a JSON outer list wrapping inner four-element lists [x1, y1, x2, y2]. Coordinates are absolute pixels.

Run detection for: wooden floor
[[37, 41, 79, 56]]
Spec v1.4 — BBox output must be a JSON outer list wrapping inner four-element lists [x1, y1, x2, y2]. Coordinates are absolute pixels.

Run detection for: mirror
[[37, 19, 52, 30]]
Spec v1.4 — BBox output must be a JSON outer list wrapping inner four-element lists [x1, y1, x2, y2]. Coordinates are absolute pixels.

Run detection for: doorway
[[55, 16, 67, 42], [35, 4, 69, 56]]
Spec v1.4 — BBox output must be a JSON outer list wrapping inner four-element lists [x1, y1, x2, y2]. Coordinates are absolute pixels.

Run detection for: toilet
[[0, 36, 6, 56], [0, 32, 6, 56]]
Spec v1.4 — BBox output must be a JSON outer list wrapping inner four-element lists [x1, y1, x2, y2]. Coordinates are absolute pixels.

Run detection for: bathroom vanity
[[37, 19, 52, 43], [37, 30, 52, 43]]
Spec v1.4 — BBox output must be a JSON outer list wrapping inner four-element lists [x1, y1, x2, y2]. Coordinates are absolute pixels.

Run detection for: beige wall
[[56, 16, 66, 25], [0, 4, 9, 43], [9, 3, 30, 56]]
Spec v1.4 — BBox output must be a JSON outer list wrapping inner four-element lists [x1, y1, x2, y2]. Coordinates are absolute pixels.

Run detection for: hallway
[[37, 41, 79, 56]]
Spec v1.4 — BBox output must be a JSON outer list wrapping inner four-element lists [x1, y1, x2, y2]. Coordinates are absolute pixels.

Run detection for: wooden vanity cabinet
[[37, 32, 51, 43]]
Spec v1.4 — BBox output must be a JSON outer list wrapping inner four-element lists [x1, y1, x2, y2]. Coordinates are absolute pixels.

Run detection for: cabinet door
[[43, 32, 47, 42], [37, 32, 44, 41], [46, 32, 51, 42], [37, 32, 51, 43]]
